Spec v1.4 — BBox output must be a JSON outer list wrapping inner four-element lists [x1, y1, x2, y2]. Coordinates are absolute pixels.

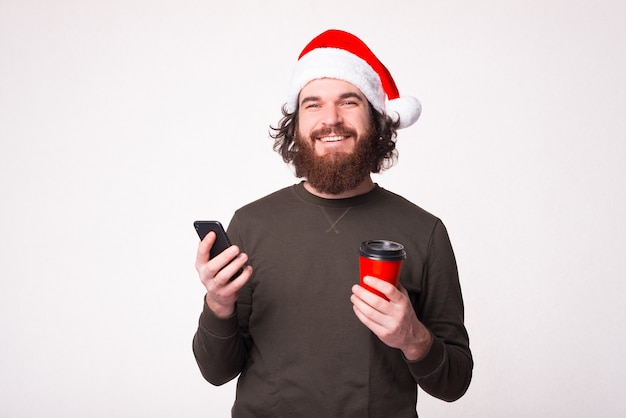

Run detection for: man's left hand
[[350, 276, 432, 361]]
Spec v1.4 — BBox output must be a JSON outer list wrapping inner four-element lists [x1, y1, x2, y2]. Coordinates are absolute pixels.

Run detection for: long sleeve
[[192, 297, 248, 386], [192, 217, 255, 386], [405, 220, 473, 401]]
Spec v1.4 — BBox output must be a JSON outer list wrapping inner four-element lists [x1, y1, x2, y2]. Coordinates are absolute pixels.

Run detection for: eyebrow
[[299, 91, 365, 107]]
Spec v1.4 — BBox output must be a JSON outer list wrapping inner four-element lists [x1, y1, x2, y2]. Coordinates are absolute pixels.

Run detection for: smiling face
[[292, 78, 379, 196], [297, 78, 373, 158]]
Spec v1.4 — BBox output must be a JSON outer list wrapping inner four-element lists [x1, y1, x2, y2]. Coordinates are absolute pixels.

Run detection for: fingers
[[196, 230, 251, 286], [212, 264, 253, 288], [196, 230, 240, 272], [350, 276, 406, 327], [351, 284, 388, 327], [204, 264, 253, 319], [195, 231, 253, 318], [358, 275, 402, 304], [212, 251, 249, 285], [351, 279, 414, 349]]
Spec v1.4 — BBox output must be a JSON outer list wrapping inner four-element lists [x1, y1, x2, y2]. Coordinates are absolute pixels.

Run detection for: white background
[[1, 1, 625, 417]]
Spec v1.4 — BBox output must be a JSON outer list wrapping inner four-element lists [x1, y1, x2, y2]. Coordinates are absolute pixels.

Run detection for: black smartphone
[[194, 220, 243, 281]]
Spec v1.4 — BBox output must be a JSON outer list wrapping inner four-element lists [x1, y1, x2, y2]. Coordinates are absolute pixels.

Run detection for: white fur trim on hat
[[286, 48, 386, 114]]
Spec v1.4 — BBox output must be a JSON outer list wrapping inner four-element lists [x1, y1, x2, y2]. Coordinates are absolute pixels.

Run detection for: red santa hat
[[286, 29, 421, 129]]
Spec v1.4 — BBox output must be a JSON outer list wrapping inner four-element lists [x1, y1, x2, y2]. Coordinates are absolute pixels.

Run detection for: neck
[[303, 176, 375, 199]]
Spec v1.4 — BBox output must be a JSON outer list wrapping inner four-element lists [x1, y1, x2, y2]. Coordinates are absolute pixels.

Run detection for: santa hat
[[286, 29, 421, 129]]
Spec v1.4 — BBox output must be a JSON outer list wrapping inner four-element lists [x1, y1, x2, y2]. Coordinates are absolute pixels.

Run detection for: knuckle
[[388, 322, 401, 335], [370, 298, 384, 310]]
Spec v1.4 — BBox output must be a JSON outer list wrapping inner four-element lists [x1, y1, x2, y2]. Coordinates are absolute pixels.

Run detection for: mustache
[[309, 126, 358, 139]]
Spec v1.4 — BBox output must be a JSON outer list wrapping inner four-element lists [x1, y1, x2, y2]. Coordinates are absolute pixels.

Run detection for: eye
[[340, 100, 359, 107]]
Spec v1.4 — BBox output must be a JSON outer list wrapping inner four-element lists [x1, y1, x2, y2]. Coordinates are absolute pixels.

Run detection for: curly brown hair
[[269, 102, 400, 173]]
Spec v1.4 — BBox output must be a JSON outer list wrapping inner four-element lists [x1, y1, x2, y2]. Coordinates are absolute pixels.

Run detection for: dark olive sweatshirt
[[193, 182, 472, 417]]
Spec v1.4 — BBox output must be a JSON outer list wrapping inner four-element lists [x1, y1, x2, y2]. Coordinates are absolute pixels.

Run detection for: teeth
[[320, 135, 346, 142]]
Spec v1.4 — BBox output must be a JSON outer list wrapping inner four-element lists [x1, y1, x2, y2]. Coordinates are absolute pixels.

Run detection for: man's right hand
[[195, 231, 252, 318]]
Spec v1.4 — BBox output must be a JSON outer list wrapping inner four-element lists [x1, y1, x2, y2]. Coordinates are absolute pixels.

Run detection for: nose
[[320, 104, 343, 126]]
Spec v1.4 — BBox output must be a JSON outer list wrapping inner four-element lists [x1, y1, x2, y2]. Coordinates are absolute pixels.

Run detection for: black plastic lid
[[358, 240, 406, 261]]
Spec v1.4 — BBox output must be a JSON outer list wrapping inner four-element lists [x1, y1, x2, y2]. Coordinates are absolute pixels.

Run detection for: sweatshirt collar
[[292, 181, 383, 208]]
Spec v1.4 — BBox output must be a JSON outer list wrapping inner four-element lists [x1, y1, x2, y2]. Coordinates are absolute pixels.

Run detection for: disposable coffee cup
[[358, 240, 406, 300]]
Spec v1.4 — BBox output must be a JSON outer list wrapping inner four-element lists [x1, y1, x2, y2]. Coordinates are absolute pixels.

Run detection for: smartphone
[[194, 220, 243, 281]]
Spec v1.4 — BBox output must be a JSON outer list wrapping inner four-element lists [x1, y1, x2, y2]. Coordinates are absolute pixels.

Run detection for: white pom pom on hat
[[286, 29, 421, 129]]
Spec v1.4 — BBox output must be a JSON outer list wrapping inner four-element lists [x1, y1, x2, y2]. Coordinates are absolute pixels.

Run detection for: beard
[[292, 125, 379, 195]]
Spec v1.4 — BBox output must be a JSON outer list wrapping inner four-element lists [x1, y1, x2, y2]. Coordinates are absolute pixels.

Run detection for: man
[[193, 29, 472, 417]]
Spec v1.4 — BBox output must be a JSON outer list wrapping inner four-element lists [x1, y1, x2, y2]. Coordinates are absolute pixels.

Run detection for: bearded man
[[193, 29, 473, 418]]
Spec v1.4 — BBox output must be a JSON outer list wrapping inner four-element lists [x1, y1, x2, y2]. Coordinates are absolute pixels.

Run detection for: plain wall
[[1, 1, 625, 416]]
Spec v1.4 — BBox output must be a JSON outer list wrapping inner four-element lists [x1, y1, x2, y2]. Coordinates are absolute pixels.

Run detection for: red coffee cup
[[358, 240, 406, 300]]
